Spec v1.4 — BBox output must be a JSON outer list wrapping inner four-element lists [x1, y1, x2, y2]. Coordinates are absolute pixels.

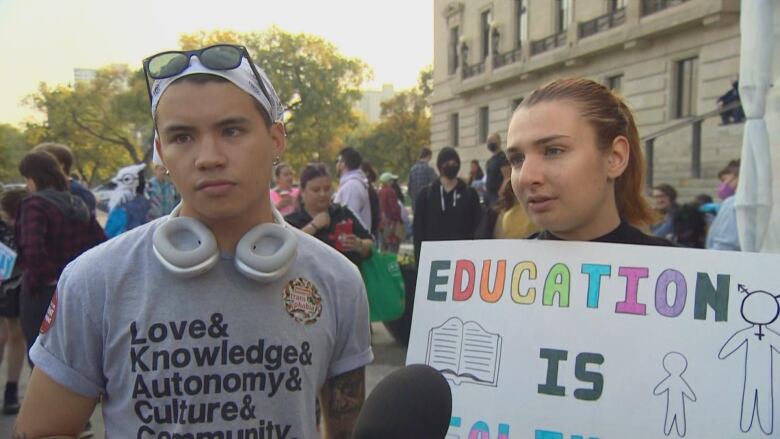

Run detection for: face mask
[[441, 165, 460, 180], [717, 180, 735, 200], [487, 142, 498, 152]]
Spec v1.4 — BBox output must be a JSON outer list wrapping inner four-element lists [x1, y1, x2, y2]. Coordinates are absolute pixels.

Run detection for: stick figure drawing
[[654, 352, 697, 437], [718, 284, 780, 435]]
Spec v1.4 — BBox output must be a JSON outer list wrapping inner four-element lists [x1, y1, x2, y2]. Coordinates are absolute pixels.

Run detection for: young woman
[[285, 163, 373, 266], [269, 162, 300, 216], [506, 77, 669, 246], [16, 151, 105, 357]]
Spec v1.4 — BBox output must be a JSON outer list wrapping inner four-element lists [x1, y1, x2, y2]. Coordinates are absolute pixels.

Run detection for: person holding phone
[[286, 163, 373, 266], [506, 77, 670, 246]]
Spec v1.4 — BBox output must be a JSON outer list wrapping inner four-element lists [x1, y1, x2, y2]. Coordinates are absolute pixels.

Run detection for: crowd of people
[[0, 43, 755, 438]]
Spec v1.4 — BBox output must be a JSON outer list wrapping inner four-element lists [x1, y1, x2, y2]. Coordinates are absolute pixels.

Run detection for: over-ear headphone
[[152, 205, 298, 282]]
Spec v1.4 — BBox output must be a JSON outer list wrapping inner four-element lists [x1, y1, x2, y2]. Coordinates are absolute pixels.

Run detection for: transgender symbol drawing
[[718, 283, 780, 435], [653, 352, 697, 437]]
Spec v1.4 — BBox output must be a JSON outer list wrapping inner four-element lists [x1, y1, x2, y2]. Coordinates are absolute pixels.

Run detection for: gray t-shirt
[[31, 217, 373, 438]]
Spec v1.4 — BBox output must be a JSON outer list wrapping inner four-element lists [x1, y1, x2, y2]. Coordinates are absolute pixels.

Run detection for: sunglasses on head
[[142, 44, 272, 108]]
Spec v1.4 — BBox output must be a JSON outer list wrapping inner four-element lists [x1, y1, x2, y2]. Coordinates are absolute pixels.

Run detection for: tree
[[25, 65, 151, 184], [179, 27, 371, 170], [0, 124, 29, 183], [350, 66, 433, 180]]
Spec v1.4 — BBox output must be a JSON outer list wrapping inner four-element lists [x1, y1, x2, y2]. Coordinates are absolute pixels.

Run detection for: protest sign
[[0, 241, 16, 283], [406, 240, 780, 438]]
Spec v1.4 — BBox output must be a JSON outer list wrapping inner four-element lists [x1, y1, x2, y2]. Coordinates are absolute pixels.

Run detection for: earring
[[165, 168, 170, 176], [273, 157, 280, 166]]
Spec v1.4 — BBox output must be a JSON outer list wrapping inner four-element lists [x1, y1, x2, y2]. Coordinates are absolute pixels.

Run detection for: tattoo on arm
[[321, 367, 365, 438]]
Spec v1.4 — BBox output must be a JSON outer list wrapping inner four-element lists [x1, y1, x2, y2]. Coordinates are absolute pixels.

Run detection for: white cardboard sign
[[406, 240, 780, 438]]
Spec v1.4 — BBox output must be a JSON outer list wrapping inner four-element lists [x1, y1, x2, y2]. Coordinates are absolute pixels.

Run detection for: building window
[[606, 74, 623, 93], [451, 113, 460, 147], [479, 106, 489, 143], [448, 27, 459, 75], [555, 0, 570, 33], [515, 0, 525, 48], [675, 57, 698, 118], [481, 10, 492, 61], [608, 0, 626, 11], [512, 97, 524, 111]]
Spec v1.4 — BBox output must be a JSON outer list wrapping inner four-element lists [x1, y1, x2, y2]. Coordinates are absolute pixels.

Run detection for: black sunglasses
[[142, 44, 272, 110]]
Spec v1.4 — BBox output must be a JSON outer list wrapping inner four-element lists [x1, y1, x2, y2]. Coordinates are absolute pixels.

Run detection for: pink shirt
[[270, 187, 300, 216]]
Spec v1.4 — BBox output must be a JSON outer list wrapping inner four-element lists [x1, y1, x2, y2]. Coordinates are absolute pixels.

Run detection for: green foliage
[[350, 66, 432, 180], [0, 124, 29, 183], [24, 65, 151, 185], [179, 27, 372, 171], [18, 27, 374, 184]]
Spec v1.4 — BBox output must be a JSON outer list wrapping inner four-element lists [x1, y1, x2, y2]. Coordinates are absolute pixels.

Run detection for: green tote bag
[[360, 248, 406, 322]]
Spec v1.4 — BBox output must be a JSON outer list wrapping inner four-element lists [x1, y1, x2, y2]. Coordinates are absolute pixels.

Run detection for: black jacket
[[532, 221, 673, 246], [413, 179, 482, 264]]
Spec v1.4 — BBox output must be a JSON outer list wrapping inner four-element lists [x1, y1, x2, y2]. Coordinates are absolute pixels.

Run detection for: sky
[[0, 0, 433, 126]]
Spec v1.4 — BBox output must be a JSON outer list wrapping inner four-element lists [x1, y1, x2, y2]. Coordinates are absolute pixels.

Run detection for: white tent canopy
[[736, 0, 779, 253]]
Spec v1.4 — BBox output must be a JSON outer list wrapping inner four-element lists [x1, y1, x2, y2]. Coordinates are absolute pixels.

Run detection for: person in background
[[413, 147, 482, 264], [0, 188, 28, 414], [671, 203, 708, 248], [476, 182, 539, 239], [269, 162, 299, 216], [334, 147, 372, 231], [407, 147, 438, 211], [378, 172, 403, 253], [484, 133, 511, 208], [694, 193, 718, 224], [651, 183, 678, 240], [507, 78, 670, 247], [105, 163, 151, 238], [706, 159, 740, 250], [15, 151, 105, 358], [468, 159, 484, 186], [468, 159, 486, 202], [391, 178, 412, 241], [286, 163, 373, 266], [717, 78, 745, 125], [146, 163, 180, 219], [32, 143, 97, 215], [360, 161, 381, 237]]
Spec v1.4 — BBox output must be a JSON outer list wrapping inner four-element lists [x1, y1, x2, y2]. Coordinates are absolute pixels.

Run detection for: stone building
[[431, 0, 742, 200]]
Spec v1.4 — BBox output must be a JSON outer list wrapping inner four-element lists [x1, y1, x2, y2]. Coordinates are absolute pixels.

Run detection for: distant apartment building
[[73, 68, 97, 84], [356, 84, 395, 123], [432, 0, 742, 199]]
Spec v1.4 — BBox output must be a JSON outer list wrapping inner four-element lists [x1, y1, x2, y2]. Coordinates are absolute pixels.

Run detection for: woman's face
[[652, 190, 672, 212], [277, 166, 294, 188], [301, 175, 332, 212], [506, 100, 626, 240]]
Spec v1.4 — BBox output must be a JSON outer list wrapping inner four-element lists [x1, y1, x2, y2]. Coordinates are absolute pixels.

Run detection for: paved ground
[[0, 322, 407, 436]]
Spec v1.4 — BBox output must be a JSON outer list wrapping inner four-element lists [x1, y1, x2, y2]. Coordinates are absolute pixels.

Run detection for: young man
[[15, 44, 372, 438], [413, 147, 482, 265], [407, 147, 437, 211], [483, 133, 511, 208], [334, 146, 371, 231]]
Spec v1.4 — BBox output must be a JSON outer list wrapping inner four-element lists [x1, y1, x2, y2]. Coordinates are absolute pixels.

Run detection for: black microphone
[[353, 363, 453, 439]]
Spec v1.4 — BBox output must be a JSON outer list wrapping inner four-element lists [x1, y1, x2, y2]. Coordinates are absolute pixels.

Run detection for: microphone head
[[353, 363, 452, 439]]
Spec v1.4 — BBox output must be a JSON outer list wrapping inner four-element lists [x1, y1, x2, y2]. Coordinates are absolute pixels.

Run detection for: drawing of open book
[[426, 317, 502, 387]]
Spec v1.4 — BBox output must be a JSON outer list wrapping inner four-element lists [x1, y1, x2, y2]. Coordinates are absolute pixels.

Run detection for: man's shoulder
[[65, 218, 160, 278]]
